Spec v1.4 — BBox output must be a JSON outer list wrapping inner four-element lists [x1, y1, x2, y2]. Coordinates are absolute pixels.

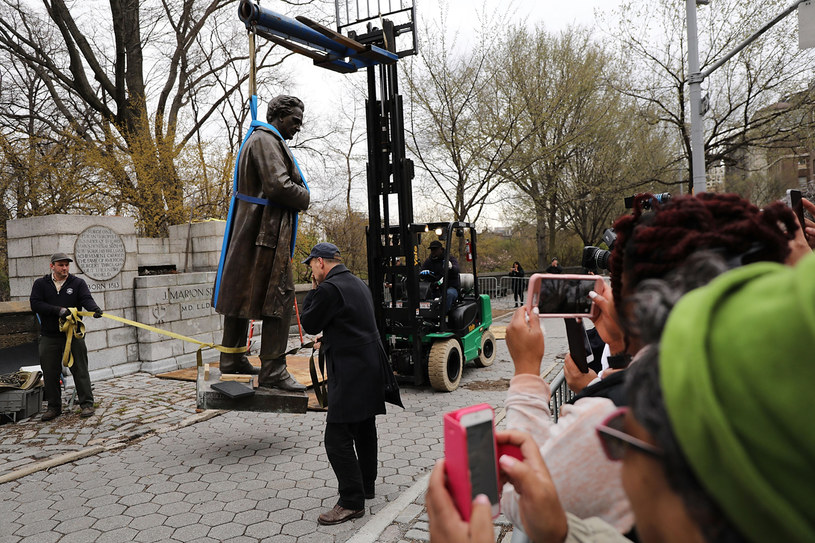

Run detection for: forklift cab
[[377, 222, 495, 391]]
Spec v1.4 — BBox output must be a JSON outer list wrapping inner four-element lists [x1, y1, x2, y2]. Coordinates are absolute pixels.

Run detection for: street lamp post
[[685, 0, 808, 195], [686, 0, 707, 195]]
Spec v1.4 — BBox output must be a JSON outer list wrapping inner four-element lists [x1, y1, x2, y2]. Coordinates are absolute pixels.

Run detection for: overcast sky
[[272, 0, 625, 221], [284, 0, 624, 117]]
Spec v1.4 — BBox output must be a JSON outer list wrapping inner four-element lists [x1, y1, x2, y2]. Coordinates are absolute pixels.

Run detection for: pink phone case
[[444, 404, 523, 521], [525, 273, 603, 319]]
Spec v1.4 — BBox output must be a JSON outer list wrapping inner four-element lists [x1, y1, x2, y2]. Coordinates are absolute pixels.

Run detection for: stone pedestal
[[196, 366, 308, 413]]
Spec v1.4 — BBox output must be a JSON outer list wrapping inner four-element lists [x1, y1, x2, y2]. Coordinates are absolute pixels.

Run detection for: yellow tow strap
[[60, 309, 246, 368], [58, 308, 86, 368]]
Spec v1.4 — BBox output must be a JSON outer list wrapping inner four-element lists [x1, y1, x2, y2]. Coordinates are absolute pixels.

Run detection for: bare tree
[[608, 0, 815, 193], [404, 8, 528, 230], [490, 26, 665, 268], [0, 0, 290, 235]]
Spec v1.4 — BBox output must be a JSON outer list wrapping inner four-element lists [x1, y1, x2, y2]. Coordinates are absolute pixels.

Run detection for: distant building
[[707, 161, 726, 192], [725, 84, 815, 201], [490, 226, 513, 237]]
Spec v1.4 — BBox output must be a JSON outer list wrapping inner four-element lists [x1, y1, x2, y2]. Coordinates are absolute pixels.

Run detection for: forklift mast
[[336, 3, 421, 351]]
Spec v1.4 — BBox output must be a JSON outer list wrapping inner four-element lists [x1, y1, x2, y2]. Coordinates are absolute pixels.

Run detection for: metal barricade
[[548, 370, 574, 423], [477, 276, 499, 298], [500, 275, 530, 303]]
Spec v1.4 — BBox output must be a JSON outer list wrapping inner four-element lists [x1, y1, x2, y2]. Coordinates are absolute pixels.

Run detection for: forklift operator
[[420, 240, 460, 313]]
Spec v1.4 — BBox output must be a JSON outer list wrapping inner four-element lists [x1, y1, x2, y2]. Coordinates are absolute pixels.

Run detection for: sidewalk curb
[[347, 472, 432, 543], [0, 409, 225, 485], [346, 408, 508, 542]]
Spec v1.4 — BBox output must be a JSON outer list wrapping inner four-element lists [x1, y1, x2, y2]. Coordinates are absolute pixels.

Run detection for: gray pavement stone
[[0, 310, 569, 543], [13, 521, 58, 538], [207, 522, 247, 540], [91, 515, 133, 532], [127, 512, 168, 531], [17, 532, 60, 543], [156, 500, 194, 516], [171, 523, 211, 542], [198, 509, 236, 527], [163, 511, 201, 528], [245, 520, 283, 538], [117, 491, 154, 506], [281, 519, 319, 537], [122, 502, 160, 517], [53, 515, 96, 534], [404, 528, 430, 541], [132, 524, 175, 542]]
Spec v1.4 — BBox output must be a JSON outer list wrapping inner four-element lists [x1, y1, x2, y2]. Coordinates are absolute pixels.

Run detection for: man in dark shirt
[[300, 243, 386, 526], [546, 257, 563, 274], [420, 240, 460, 312], [30, 253, 103, 421]]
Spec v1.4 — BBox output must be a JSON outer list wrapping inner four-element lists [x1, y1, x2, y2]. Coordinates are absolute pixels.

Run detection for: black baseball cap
[[429, 240, 443, 250], [51, 253, 73, 263], [302, 242, 341, 264]]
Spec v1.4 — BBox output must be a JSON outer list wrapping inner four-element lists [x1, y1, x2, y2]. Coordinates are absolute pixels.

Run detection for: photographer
[[545, 257, 562, 274], [428, 252, 815, 543], [509, 261, 525, 307], [500, 193, 800, 537]]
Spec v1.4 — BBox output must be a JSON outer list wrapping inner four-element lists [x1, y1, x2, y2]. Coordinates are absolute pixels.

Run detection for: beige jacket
[[501, 374, 634, 534]]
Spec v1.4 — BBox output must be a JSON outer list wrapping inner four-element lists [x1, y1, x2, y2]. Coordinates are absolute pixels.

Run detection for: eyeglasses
[[596, 407, 663, 461]]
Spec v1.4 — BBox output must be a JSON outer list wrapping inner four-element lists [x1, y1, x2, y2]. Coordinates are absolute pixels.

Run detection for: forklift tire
[[473, 330, 496, 368], [428, 339, 463, 392]]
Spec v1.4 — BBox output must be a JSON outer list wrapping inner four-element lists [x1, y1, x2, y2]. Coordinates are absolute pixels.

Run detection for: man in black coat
[[30, 253, 103, 421], [299, 243, 386, 526], [545, 257, 563, 274]]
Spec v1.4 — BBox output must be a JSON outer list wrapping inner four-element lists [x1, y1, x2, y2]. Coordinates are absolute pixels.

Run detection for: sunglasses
[[596, 407, 663, 461]]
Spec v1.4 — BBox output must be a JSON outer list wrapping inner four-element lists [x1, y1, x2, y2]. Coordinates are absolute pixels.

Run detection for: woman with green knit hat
[[426, 252, 815, 543]]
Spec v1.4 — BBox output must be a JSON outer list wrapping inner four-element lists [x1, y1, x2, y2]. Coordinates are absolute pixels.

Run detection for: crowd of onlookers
[[426, 192, 815, 543]]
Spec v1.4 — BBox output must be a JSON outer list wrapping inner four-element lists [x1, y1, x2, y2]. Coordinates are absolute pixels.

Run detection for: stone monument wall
[[5, 215, 228, 381]]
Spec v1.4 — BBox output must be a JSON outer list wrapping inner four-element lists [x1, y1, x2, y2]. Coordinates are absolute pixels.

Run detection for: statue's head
[[267, 95, 305, 123]]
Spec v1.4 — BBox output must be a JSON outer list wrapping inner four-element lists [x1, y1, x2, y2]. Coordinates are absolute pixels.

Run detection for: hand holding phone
[[526, 274, 602, 319], [443, 404, 501, 521], [786, 189, 808, 240], [563, 318, 593, 373]]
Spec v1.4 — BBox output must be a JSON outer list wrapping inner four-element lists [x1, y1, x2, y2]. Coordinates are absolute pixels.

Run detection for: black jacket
[[30, 273, 101, 337], [568, 369, 628, 407], [421, 255, 461, 291], [300, 264, 386, 423]]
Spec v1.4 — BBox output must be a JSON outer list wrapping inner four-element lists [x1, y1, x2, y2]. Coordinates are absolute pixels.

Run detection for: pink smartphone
[[443, 404, 501, 520], [526, 274, 603, 319]]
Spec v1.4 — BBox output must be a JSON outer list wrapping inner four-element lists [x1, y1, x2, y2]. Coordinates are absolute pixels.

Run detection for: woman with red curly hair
[[497, 192, 804, 541]]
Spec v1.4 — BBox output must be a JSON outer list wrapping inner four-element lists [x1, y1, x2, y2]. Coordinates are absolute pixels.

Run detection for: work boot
[[41, 408, 61, 422], [80, 406, 95, 418], [219, 353, 260, 375], [259, 356, 306, 392], [317, 504, 364, 525]]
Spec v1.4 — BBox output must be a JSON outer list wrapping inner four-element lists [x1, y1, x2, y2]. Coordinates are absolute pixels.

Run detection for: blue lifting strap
[[213, 95, 310, 307]]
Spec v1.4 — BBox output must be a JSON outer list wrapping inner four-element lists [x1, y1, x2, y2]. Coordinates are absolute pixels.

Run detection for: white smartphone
[[459, 408, 500, 517], [526, 274, 602, 319]]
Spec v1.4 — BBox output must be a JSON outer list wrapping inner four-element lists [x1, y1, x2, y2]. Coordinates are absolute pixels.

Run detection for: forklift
[[377, 221, 496, 391], [236, 0, 495, 392]]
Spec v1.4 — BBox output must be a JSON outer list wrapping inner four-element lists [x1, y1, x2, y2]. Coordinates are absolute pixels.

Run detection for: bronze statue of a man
[[213, 95, 309, 391]]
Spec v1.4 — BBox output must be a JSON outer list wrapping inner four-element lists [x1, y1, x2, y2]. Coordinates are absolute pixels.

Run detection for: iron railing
[[548, 369, 574, 423]]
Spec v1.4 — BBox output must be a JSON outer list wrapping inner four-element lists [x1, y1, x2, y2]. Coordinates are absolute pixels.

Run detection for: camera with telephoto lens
[[624, 192, 672, 210], [582, 228, 617, 272]]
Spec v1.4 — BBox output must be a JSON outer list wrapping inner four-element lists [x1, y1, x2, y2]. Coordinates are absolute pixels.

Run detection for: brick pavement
[[0, 304, 570, 543]]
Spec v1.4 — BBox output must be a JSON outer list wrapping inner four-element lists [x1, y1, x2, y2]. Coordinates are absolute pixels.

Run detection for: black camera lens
[[582, 246, 611, 271]]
